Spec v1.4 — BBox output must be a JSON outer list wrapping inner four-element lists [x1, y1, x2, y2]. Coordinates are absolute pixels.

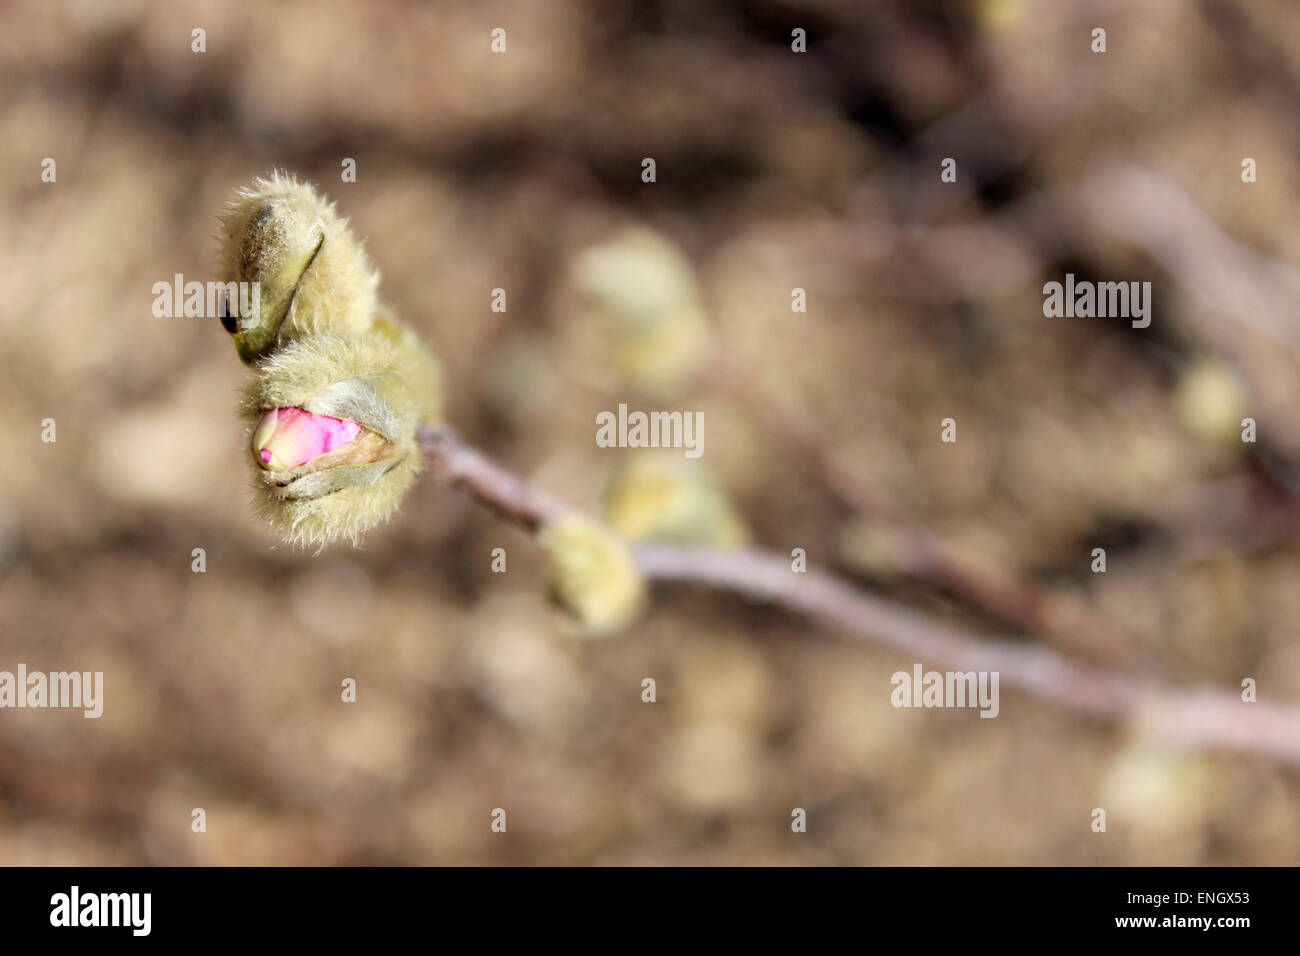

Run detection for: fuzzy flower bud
[[220, 174, 442, 548], [602, 455, 748, 547], [219, 172, 379, 363], [538, 514, 647, 634], [244, 319, 441, 548], [571, 227, 711, 397]]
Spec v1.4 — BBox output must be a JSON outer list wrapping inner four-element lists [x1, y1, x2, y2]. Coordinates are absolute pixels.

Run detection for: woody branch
[[416, 424, 1300, 767]]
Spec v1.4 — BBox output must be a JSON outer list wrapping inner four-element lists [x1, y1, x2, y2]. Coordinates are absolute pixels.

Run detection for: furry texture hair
[[570, 227, 711, 397], [601, 454, 748, 547], [219, 172, 379, 364], [538, 514, 647, 634], [219, 175, 442, 548]]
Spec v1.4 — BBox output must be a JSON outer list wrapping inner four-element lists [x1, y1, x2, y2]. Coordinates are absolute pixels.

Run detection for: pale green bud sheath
[[218, 172, 379, 364]]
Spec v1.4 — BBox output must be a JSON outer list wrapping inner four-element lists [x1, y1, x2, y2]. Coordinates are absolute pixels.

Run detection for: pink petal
[[253, 406, 361, 471]]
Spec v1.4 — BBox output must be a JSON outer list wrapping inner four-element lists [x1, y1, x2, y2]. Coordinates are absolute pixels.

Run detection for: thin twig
[[1070, 162, 1300, 351], [418, 424, 1300, 766], [417, 426, 566, 532], [705, 352, 1135, 665]]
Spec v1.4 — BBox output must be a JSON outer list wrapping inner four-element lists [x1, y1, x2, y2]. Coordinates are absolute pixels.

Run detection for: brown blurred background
[[2, 0, 1300, 864]]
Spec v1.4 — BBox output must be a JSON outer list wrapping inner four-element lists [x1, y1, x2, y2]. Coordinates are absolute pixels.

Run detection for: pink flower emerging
[[253, 406, 361, 471]]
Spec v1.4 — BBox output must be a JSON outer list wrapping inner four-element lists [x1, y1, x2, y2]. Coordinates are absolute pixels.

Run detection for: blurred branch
[[636, 544, 1300, 765], [704, 352, 1134, 666], [697, 161, 1300, 662], [417, 424, 1300, 767], [1070, 162, 1300, 351]]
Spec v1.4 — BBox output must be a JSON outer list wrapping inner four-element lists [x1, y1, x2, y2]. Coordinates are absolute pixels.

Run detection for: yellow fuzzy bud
[[1175, 357, 1247, 445], [219, 174, 442, 548], [602, 455, 748, 547], [219, 172, 379, 363], [538, 514, 647, 634], [571, 227, 711, 397], [243, 317, 441, 548]]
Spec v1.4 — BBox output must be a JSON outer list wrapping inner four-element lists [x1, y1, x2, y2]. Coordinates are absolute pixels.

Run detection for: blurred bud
[[538, 514, 646, 634], [977, 0, 1025, 33], [1175, 357, 1248, 445], [1100, 736, 1211, 846], [219, 172, 378, 363], [571, 227, 711, 397], [602, 454, 747, 547], [837, 518, 909, 577]]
